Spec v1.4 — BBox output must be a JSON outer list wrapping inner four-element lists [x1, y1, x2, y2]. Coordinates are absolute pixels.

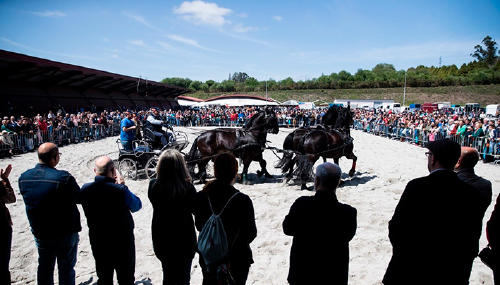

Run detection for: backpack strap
[[208, 192, 240, 216]]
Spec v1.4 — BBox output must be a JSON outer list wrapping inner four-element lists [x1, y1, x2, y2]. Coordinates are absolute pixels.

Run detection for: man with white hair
[[283, 162, 357, 285]]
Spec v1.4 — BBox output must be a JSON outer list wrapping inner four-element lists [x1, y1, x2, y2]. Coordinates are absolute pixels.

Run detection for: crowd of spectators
[[353, 108, 500, 160], [0, 106, 326, 158], [2, 105, 499, 162]]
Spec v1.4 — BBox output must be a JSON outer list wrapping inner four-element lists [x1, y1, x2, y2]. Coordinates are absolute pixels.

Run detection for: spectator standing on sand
[[283, 162, 357, 285], [193, 152, 257, 285], [0, 164, 15, 283], [383, 139, 482, 285], [19, 142, 81, 285], [486, 194, 500, 284], [79, 156, 141, 285], [455, 147, 492, 220], [120, 111, 136, 151], [148, 149, 197, 285]]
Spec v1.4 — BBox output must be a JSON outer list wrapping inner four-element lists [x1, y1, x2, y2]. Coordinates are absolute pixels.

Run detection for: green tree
[[188, 80, 202, 91], [231, 72, 249, 83], [471, 36, 499, 67]]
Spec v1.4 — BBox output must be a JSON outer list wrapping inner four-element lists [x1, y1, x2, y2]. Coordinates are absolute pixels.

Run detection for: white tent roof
[[281, 100, 299, 106], [178, 99, 204, 107], [203, 98, 278, 106]]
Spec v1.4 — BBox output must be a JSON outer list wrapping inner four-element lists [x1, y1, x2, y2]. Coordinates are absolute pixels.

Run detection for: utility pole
[[439, 56, 442, 67], [403, 70, 407, 106], [265, 79, 268, 101]]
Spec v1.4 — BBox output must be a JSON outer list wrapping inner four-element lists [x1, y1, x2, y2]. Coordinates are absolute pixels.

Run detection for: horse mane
[[242, 111, 265, 130]]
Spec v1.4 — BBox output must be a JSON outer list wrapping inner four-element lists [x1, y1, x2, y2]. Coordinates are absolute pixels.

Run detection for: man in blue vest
[[120, 111, 136, 151]]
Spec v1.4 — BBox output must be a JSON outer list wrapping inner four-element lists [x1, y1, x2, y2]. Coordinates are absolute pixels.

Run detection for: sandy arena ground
[[4, 127, 500, 284]]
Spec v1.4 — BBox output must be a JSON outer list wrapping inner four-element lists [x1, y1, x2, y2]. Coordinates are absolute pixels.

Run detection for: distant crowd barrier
[[353, 120, 500, 164], [0, 123, 121, 158], [166, 116, 321, 128]]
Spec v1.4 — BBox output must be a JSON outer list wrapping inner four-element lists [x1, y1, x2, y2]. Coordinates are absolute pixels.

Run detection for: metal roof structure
[[0, 49, 189, 114]]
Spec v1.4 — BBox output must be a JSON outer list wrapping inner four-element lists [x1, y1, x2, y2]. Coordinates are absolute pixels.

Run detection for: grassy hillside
[[189, 84, 500, 106]]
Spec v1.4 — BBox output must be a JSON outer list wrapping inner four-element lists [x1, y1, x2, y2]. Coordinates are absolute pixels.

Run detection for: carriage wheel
[[118, 158, 137, 180], [145, 156, 158, 179]]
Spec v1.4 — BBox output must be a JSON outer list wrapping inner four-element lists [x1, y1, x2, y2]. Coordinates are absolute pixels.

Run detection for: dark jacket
[[487, 194, 500, 248], [193, 181, 257, 266], [383, 169, 482, 285], [457, 168, 492, 220], [148, 178, 197, 259], [80, 176, 141, 240], [283, 191, 357, 285], [19, 163, 81, 239], [0, 179, 15, 230]]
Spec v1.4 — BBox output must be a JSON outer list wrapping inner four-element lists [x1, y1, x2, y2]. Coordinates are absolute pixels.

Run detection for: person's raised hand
[[1, 164, 12, 181]]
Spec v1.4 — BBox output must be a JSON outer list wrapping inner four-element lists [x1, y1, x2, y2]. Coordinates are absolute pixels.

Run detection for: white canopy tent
[[203, 98, 279, 106], [281, 99, 299, 106]]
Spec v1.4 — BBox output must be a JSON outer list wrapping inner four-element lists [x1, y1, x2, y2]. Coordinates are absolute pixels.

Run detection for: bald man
[[19, 142, 81, 285], [80, 156, 141, 285], [283, 162, 357, 285], [455, 146, 492, 219]]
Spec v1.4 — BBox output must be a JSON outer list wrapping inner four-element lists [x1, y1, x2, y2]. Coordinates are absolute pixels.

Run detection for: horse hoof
[[348, 170, 355, 177], [300, 184, 308, 190], [256, 170, 263, 177]]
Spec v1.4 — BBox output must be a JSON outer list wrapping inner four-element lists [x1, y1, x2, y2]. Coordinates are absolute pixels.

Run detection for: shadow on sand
[[340, 171, 377, 187]]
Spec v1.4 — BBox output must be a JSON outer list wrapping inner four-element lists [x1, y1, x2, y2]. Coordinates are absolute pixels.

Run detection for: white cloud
[[173, 1, 231, 26], [273, 15, 283, 21], [30, 10, 66, 17], [129, 40, 145, 46], [232, 23, 258, 33], [123, 11, 162, 32], [238, 13, 248, 18], [167, 34, 220, 53]]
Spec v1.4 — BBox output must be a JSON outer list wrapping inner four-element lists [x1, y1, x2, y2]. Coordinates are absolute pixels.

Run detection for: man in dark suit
[[455, 146, 492, 220], [80, 156, 142, 285], [283, 162, 357, 285], [383, 139, 483, 285]]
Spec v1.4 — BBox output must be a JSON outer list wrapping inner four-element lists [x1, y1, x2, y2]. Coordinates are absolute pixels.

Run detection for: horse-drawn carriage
[[117, 127, 189, 180]]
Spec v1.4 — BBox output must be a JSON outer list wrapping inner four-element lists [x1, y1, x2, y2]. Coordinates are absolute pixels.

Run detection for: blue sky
[[1, 0, 499, 82]]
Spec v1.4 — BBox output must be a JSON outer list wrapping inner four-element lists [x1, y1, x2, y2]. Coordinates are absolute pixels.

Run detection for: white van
[[486, 104, 500, 117]]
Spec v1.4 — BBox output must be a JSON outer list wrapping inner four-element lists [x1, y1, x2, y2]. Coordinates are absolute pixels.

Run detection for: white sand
[[4, 128, 500, 284]]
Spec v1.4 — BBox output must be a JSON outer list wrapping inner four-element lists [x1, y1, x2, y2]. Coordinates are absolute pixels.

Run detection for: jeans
[[121, 140, 133, 151], [35, 233, 79, 285], [91, 233, 135, 285]]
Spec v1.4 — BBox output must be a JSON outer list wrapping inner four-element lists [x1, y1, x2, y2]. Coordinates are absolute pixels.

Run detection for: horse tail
[[275, 151, 294, 172], [275, 132, 294, 171], [293, 155, 314, 182]]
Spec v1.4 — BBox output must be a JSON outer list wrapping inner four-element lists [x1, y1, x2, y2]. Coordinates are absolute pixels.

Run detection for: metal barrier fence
[[353, 120, 500, 164], [0, 123, 121, 158]]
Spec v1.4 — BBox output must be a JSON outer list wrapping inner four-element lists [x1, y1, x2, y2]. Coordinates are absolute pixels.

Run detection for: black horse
[[186, 109, 279, 183], [276, 105, 357, 189], [275, 105, 344, 176]]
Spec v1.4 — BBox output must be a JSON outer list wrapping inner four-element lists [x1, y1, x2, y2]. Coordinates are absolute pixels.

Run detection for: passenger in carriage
[[144, 108, 174, 148]]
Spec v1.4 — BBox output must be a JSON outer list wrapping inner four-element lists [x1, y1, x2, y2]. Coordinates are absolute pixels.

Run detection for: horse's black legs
[[346, 152, 357, 177], [257, 158, 273, 179], [240, 159, 251, 184], [334, 158, 339, 165], [198, 159, 210, 184], [322, 156, 327, 163]]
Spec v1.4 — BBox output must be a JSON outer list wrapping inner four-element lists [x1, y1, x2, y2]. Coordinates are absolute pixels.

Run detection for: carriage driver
[[144, 108, 174, 147]]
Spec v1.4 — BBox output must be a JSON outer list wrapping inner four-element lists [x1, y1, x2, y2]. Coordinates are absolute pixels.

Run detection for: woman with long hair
[[193, 152, 257, 285], [148, 149, 197, 285]]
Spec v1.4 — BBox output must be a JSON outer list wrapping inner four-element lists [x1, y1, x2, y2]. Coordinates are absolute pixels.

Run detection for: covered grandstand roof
[[0, 49, 189, 99]]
